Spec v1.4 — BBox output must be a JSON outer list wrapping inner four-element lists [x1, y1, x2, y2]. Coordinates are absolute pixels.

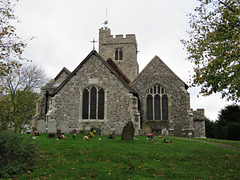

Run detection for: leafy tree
[[0, 64, 48, 132], [215, 104, 240, 138], [0, 95, 13, 130], [0, 0, 27, 79], [205, 117, 216, 138], [218, 104, 240, 125], [0, 90, 39, 132], [182, 0, 240, 101]]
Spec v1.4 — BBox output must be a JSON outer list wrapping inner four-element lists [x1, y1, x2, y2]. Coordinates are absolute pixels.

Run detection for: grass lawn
[[16, 134, 240, 179], [194, 138, 240, 148]]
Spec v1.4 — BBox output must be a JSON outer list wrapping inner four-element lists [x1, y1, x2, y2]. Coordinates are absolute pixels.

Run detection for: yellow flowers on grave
[[85, 129, 97, 140], [84, 136, 89, 140]]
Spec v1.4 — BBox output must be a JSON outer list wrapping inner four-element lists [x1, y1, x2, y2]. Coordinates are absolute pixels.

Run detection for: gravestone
[[121, 121, 135, 140], [48, 119, 57, 133], [37, 120, 46, 133], [115, 126, 123, 136], [161, 128, 168, 136], [142, 121, 151, 135], [59, 122, 70, 134], [173, 123, 182, 137], [102, 126, 111, 135]]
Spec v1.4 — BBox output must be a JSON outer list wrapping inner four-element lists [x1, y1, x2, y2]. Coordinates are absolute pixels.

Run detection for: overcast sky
[[14, 0, 236, 121]]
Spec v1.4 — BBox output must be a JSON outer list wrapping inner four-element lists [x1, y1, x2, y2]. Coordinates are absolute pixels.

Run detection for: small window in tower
[[115, 49, 118, 60], [115, 49, 123, 60], [119, 49, 123, 60]]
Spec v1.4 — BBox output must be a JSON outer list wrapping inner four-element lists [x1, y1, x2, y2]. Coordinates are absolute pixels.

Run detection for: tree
[[205, 117, 216, 138], [182, 0, 240, 101], [0, 63, 48, 132], [0, 0, 27, 78], [217, 104, 240, 125], [0, 90, 39, 132], [215, 104, 240, 138], [221, 122, 240, 140]]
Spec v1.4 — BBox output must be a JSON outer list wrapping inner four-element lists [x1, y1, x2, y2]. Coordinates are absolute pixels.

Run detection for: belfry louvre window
[[115, 49, 123, 60], [146, 85, 168, 120], [82, 86, 105, 119]]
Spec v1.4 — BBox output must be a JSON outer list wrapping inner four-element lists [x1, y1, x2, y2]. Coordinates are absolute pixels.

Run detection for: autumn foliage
[[182, 0, 240, 101]]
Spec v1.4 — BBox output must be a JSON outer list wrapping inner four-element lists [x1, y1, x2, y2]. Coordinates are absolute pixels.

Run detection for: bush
[[90, 127, 102, 135], [205, 117, 215, 138], [79, 130, 88, 134], [0, 131, 38, 178], [221, 123, 240, 140]]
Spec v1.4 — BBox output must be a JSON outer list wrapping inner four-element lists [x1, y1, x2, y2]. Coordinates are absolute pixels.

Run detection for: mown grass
[[195, 138, 240, 148], [16, 134, 240, 179]]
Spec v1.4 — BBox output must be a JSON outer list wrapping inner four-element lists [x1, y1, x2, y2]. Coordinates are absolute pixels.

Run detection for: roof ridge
[[51, 50, 136, 95]]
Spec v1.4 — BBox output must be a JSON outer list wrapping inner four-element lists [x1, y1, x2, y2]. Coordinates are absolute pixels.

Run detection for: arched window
[[146, 85, 168, 120], [82, 86, 105, 119]]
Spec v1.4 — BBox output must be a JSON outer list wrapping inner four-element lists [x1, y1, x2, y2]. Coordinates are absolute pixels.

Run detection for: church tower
[[99, 27, 139, 82]]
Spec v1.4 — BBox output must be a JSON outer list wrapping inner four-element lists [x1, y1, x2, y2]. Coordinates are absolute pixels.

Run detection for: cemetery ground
[[16, 134, 240, 179]]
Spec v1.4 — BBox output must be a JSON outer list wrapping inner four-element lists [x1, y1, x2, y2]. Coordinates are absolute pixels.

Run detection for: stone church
[[32, 27, 205, 137]]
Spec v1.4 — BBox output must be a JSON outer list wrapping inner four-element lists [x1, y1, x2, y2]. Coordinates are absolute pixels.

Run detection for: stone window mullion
[[88, 87, 91, 119], [160, 94, 163, 120], [153, 94, 155, 120], [96, 88, 99, 119]]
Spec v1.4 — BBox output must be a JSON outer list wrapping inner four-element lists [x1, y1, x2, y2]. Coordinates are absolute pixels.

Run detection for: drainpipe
[[45, 90, 49, 120]]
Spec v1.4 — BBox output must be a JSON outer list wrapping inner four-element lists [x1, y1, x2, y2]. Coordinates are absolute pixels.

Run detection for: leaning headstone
[[142, 121, 151, 135], [59, 122, 70, 134], [37, 120, 46, 133], [121, 121, 135, 140], [115, 126, 123, 136], [173, 123, 182, 137], [48, 119, 57, 133]]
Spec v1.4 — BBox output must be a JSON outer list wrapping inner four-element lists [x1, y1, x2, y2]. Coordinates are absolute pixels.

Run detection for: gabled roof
[[131, 55, 189, 90], [51, 50, 136, 95], [106, 58, 131, 84], [54, 67, 71, 81]]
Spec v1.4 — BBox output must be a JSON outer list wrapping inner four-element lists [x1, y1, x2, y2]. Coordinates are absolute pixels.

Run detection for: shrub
[[79, 130, 88, 134], [90, 127, 101, 135], [0, 131, 38, 178], [205, 117, 215, 138], [221, 123, 240, 140]]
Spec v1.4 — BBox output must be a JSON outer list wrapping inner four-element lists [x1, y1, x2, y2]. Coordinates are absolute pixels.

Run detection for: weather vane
[[90, 38, 97, 50], [103, 8, 108, 27]]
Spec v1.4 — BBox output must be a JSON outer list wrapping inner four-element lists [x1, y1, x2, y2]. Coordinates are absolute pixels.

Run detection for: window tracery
[[82, 86, 105, 119], [146, 85, 168, 120]]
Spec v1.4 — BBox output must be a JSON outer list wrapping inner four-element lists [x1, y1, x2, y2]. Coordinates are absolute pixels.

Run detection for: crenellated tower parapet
[[99, 27, 137, 47]]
